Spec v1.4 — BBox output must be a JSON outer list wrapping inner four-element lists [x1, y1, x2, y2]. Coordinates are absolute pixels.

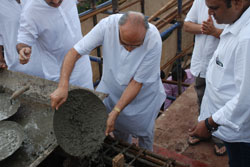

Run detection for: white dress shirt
[[185, 0, 225, 78], [74, 14, 166, 136], [17, 0, 93, 89], [0, 0, 44, 78], [199, 7, 250, 143]]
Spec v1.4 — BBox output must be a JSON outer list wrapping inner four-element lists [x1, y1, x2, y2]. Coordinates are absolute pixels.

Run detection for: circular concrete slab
[[53, 89, 107, 158], [0, 93, 21, 121], [0, 121, 25, 161]]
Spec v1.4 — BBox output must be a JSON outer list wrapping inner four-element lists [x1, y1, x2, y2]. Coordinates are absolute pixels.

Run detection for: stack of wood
[[148, 0, 194, 30]]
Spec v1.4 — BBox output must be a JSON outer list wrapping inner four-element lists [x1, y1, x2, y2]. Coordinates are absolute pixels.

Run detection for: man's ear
[[232, 0, 243, 10]]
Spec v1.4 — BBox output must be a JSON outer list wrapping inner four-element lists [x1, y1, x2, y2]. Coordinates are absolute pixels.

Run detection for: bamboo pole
[[160, 43, 194, 71], [119, 0, 141, 11], [148, 0, 177, 22]]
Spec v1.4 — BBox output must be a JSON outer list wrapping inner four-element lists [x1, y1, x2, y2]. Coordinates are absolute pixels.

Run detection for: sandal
[[212, 137, 227, 156], [187, 136, 201, 145]]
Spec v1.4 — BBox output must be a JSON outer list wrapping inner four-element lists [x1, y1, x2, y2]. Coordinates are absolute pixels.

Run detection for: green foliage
[[77, 0, 109, 13]]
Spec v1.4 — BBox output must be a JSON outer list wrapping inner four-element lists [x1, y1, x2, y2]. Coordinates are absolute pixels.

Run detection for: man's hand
[[50, 87, 68, 110], [0, 46, 7, 69], [19, 47, 31, 64], [201, 15, 222, 38], [201, 15, 216, 35], [188, 120, 211, 139], [0, 57, 7, 69], [105, 110, 120, 136]]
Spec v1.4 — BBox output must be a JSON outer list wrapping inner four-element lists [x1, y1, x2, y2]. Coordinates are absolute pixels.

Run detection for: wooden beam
[[148, 0, 177, 22], [112, 153, 124, 167], [160, 43, 194, 71]]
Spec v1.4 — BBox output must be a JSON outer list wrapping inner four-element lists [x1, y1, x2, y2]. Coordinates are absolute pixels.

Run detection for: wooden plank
[[112, 153, 124, 167]]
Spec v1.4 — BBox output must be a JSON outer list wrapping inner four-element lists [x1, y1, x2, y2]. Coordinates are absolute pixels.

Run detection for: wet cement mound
[[53, 89, 107, 159], [0, 93, 20, 121], [0, 121, 25, 161]]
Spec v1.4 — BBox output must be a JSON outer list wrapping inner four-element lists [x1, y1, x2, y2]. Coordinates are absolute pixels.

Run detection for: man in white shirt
[[50, 11, 166, 151], [189, 0, 250, 166], [184, 0, 224, 113], [184, 0, 226, 155], [17, 0, 93, 89], [0, 0, 44, 78]]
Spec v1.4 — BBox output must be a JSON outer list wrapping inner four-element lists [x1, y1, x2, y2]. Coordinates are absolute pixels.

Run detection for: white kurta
[[0, 0, 44, 78], [185, 0, 225, 78], [74, 14, 166, 136], [200, 7, 250, 143], [17, 0, 93, 89]]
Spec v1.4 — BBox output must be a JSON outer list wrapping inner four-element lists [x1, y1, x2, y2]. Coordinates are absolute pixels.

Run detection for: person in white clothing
[[50, 12, 166, 151], [184, 0, 226, 155], [189, 0, 250, 166], [184, 0, 225, 112], [0, 0, 44, 78], [17, 0, 93, 89]]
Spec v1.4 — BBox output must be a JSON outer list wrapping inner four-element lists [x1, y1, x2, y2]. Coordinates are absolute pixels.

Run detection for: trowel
[[0, 121, 25, 161], [0, 85, 30, 121]]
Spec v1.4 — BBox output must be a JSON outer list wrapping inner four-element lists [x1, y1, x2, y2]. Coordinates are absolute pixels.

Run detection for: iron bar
[[176, 0, 183, 95], [140, 0, 145, 14], [112, 0, 119, 13], [161, 22, 181, 41], [89, 55, 102, 63], [90, 0, 103, 79], [79, 0, 127, 22]]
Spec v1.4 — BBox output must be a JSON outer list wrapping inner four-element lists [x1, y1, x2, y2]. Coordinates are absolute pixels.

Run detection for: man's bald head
[[119, 11, 149, 30], [118, 11, 149, 52]]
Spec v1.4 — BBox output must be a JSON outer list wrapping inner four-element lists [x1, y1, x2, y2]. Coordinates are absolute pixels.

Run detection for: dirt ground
[[153, 85, 228, 167]]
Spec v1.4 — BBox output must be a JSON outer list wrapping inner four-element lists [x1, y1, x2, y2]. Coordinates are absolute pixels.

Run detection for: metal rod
[[112, 0, 119, 13], [79, 0, 127, 22], [177, 0, 183, 95], [91, 0, 103, 80], [160, 22, 181, 41], [89, 55, 102, 63], [79, 0, 112, 17], [140, 0, 145, 14]]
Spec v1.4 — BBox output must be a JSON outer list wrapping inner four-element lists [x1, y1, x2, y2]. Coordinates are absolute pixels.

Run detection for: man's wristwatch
[[205, 118, 218, 133]]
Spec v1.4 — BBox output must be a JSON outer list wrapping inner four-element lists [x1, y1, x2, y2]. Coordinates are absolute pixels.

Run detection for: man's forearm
[[58, 48, 81, 89], [183, 21, 202, 34], [115, 79, 142, 112]]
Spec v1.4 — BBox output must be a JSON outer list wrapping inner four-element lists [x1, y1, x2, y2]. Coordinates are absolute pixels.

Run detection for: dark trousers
[[194, 75, 206, 114], [224, 142, 250, 167]]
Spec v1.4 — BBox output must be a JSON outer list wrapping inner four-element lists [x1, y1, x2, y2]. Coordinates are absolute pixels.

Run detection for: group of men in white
[[1, 0, 250, 166], [1, 0, 165, 151]]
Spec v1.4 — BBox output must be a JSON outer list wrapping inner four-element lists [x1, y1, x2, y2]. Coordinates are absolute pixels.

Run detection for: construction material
[[101, 136, 185, 167], [148, 0, 177, 22], [10, 85, 30, 100], [0, 121, 25, 161], [112, 153, 124, 167], [0, 93, 20, 121], [0, 100, 56, 167], [53, 89, 107, 158]]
